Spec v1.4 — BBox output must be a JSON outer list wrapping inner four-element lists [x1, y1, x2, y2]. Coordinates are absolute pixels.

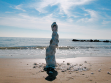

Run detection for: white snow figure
[[45, 22, 59, 69]]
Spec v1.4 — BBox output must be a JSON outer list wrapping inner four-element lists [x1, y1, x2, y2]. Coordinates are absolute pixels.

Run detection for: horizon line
[[0, 36, 111, 40]]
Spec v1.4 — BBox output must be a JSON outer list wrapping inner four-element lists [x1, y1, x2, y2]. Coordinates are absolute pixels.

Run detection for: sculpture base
[[45, 55, 56, 68]]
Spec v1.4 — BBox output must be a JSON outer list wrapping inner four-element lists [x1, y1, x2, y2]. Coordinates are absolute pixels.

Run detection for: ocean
[[0, 37, 111, 59]]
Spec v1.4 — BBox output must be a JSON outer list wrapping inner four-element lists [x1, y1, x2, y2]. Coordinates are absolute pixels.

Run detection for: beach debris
[[91, 72, 94, 74], [73, 64, 78, 66], [61, 69, 66, 72], [86, 76, 89, 78], [43, 65, 46, 68], [33, 66, 37, 68], [34, 63, 38, 65], [40, 69, 44, 72], [110, 68, 111, 69], [67, 67, 71, 70], [39, 64, 42, 67], [74, 64, 76, 66], [67, 63, 70, 65], [58, 64, 61, 66], [83, 67, 87, 71], [55, 67, 61, 70], [89, 79, 92, 81], [78, 67, 83, 72], [32, 62, 89, 73], [79, 64, 83, 66], [84, 61, 87, 63], [68, 70, 73, 72], [84, 67, 87, 69], [66, 77, 74, 80], [82, 74, 85, 75], [76, 64, 78, 66], [98, 69, 101, 72], [107, 71, 110, 74]]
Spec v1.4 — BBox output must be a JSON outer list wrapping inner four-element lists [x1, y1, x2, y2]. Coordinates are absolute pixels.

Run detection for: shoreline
[[0, 57, 111, 83], [0, 56, 111, 59]]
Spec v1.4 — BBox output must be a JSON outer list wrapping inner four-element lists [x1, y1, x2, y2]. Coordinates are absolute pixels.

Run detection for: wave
[[0, 46, 111, 49]]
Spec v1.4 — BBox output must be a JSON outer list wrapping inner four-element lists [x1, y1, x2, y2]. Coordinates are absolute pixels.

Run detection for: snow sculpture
[[45, 22, 59, 69]]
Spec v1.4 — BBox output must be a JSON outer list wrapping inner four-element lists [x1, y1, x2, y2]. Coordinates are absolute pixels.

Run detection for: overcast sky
[[0, 0, 111, 39]]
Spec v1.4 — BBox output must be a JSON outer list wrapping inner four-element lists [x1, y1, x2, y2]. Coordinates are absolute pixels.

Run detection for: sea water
[[0, 37, 111, 59]]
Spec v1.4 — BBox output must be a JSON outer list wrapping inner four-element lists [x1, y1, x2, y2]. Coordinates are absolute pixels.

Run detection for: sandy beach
[[0, 57, 111, 83]]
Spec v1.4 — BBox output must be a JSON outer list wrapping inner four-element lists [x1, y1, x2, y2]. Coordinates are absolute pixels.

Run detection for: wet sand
[[0, 57, 111, 83]]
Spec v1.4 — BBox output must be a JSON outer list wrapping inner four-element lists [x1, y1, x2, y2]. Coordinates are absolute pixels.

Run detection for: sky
[[0, 0, 111, 39]]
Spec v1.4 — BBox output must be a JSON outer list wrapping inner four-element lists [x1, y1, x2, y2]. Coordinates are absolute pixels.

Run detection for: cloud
[[58, 0, 95, 16], [29, 0, 58, 13], [14, 4, 26, 12], [84, 13, 89, 16], [102, 20, 111, 24], [77, 9, 99, 23], [0, 13, 56, 30], [5, 11, 14, 13], [99, 8, 110, 10], [84, 9, 98, 21], [0, 13, 111, 39], [0, 13, 91, 32], [1, 0, 111, 39], [105, 14, 111, 19], [100, 13, 111, 25], [29, 0, 95, 17]]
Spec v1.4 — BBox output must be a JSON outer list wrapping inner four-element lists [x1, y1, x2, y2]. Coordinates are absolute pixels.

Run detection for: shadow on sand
[[44, 67, 58, 81]]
